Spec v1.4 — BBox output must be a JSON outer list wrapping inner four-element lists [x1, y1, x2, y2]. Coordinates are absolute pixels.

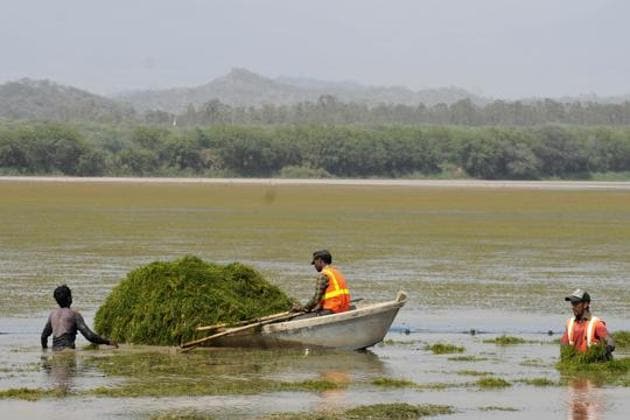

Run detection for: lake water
[[1, 178, 629, 419]]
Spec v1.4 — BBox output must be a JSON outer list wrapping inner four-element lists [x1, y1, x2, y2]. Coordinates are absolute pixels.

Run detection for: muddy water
[[1, 179, 630, 418]]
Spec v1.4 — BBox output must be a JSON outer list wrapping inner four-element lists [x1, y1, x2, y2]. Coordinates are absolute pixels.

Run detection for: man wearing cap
[[291, 250, 351, 316], [561, 289, 615, 359]]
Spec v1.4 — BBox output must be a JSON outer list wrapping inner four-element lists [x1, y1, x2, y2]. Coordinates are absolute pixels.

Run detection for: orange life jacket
[[320, 266, 350, 313], [566, 316, 602, 352]]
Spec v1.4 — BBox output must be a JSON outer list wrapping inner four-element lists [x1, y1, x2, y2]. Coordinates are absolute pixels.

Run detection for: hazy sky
[[1, 0, 628, 98]]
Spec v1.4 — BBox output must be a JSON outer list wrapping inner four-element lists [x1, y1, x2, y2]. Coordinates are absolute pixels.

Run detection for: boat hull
[[208, 291, 407, 350]]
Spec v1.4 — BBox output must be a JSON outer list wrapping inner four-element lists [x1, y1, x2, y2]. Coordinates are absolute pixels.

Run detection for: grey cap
[[565, 288, 591, 303]]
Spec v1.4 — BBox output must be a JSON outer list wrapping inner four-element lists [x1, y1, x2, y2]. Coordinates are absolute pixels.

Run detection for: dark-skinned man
[[292, 250, 351, 317], [560, 288, 615, 360], [41, 285, 118, 351]]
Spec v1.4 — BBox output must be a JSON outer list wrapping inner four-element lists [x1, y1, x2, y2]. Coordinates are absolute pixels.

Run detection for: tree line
[[142, 96, 630, 127], [2, 121, 630, 179]]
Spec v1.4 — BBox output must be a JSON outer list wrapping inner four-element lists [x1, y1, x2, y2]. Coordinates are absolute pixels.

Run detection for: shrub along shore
[[1, 121, 630, 180]]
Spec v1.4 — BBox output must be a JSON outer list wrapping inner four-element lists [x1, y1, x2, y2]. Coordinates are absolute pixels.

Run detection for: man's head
[[565, 288, 590, 319], [54, 285, 72, 308], [311, 249, 332, 272]]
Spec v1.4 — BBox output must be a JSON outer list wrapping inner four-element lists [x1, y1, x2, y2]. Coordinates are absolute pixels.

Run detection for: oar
[[180, 312, 303, 352], [196, 311, 292, 332]]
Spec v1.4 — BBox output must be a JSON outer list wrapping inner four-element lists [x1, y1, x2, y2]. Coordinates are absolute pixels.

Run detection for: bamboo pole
[[181, 312, 302, 352], [195, 311, 292, 332]]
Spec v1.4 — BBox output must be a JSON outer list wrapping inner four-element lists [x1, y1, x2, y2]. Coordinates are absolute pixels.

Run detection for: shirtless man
[[41, 285, 117, 351]]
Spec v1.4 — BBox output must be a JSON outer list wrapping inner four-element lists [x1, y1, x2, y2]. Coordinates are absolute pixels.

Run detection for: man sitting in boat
[[291, 250, 351, 317], [561, 288, 615, 360]]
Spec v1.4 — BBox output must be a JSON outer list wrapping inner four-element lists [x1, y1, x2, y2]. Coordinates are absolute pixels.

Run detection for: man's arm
[[41, 318, 52, 349], [302, 274, 329, 312], [75, 312, 115, 346], [596, 322, 615, 355]]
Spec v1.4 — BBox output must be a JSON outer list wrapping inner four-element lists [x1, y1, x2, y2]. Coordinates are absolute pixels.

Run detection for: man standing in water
[[41, 285, 118, 351], [561, 288, 615, 359], [292, 250, 351, 316]]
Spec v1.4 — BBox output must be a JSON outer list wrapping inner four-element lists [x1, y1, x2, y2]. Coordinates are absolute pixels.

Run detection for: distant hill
[[116, 68, 487, 113], [521, 93, 630, 105], [2, 73, 628, 123], [0, 79, 134, 122]]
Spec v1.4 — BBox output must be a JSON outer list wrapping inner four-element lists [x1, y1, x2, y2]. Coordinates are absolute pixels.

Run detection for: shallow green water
[[2, 180, 630, 317], [1, 179, 630, 418]]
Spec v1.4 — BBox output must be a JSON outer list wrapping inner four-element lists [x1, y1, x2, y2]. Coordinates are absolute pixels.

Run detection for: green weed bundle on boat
[[94, 256, 292, 346]]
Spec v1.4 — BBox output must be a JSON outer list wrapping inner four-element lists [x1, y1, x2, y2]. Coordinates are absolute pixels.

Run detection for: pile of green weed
[[94, 256, 292, 345]]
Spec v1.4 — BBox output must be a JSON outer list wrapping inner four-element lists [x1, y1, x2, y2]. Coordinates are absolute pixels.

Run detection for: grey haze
[[1, 0, 628, 99]]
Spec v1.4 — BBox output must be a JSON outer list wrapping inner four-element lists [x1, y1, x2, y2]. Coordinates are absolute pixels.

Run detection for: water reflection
[[566, 378, 604, 420], [316, 369, 351, 409], [305, 350, 381, 411], [41, 350, 77, 393]]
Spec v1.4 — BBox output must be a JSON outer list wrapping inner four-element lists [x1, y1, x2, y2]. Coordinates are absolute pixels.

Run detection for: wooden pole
[[196, 311, 291, 332], [181, 312, 302, 352]]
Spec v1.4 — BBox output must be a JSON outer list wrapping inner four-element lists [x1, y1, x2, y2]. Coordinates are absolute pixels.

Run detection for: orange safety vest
[[566, 316, 602, 352], [320, 266, 351, 313]]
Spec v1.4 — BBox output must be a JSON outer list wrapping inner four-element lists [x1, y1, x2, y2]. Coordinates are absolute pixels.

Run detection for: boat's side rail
[[264, 294, 407, 334]]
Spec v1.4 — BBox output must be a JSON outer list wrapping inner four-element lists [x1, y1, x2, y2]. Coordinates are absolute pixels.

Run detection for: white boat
[[208, 291, 407, 350]]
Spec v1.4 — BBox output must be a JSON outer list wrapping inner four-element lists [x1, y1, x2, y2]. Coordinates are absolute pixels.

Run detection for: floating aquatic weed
[[456, 370, 492, 376], [345, 403, 454, 419], [476, 377, 511, 389], [80, 348, 350, 398], [371, 377, 416, 388], [0, 387, 68, 401], [612, 331, 630, 348], [379, 339, 418, 346], [415, 382, 461, 390], [425, 343, 464, 354], [482, 335, 526, 345], [519, 358, 549, 368], [291, 379, 343, 392], [517, 377, 558, 386], [151, 411, 214, 420], [479, 406, 519, 412], [448, 355, 488, 362], [87, 378, 343, 398], [264, 413, 335, 420], [266, 403, 454, 419], [94, 256, 293, 345]]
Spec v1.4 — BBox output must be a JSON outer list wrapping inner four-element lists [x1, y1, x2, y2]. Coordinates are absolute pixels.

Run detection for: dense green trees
[[2, 121, 630, 179], [171, 97, 630, 127], [0, 123, 99, 175]]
